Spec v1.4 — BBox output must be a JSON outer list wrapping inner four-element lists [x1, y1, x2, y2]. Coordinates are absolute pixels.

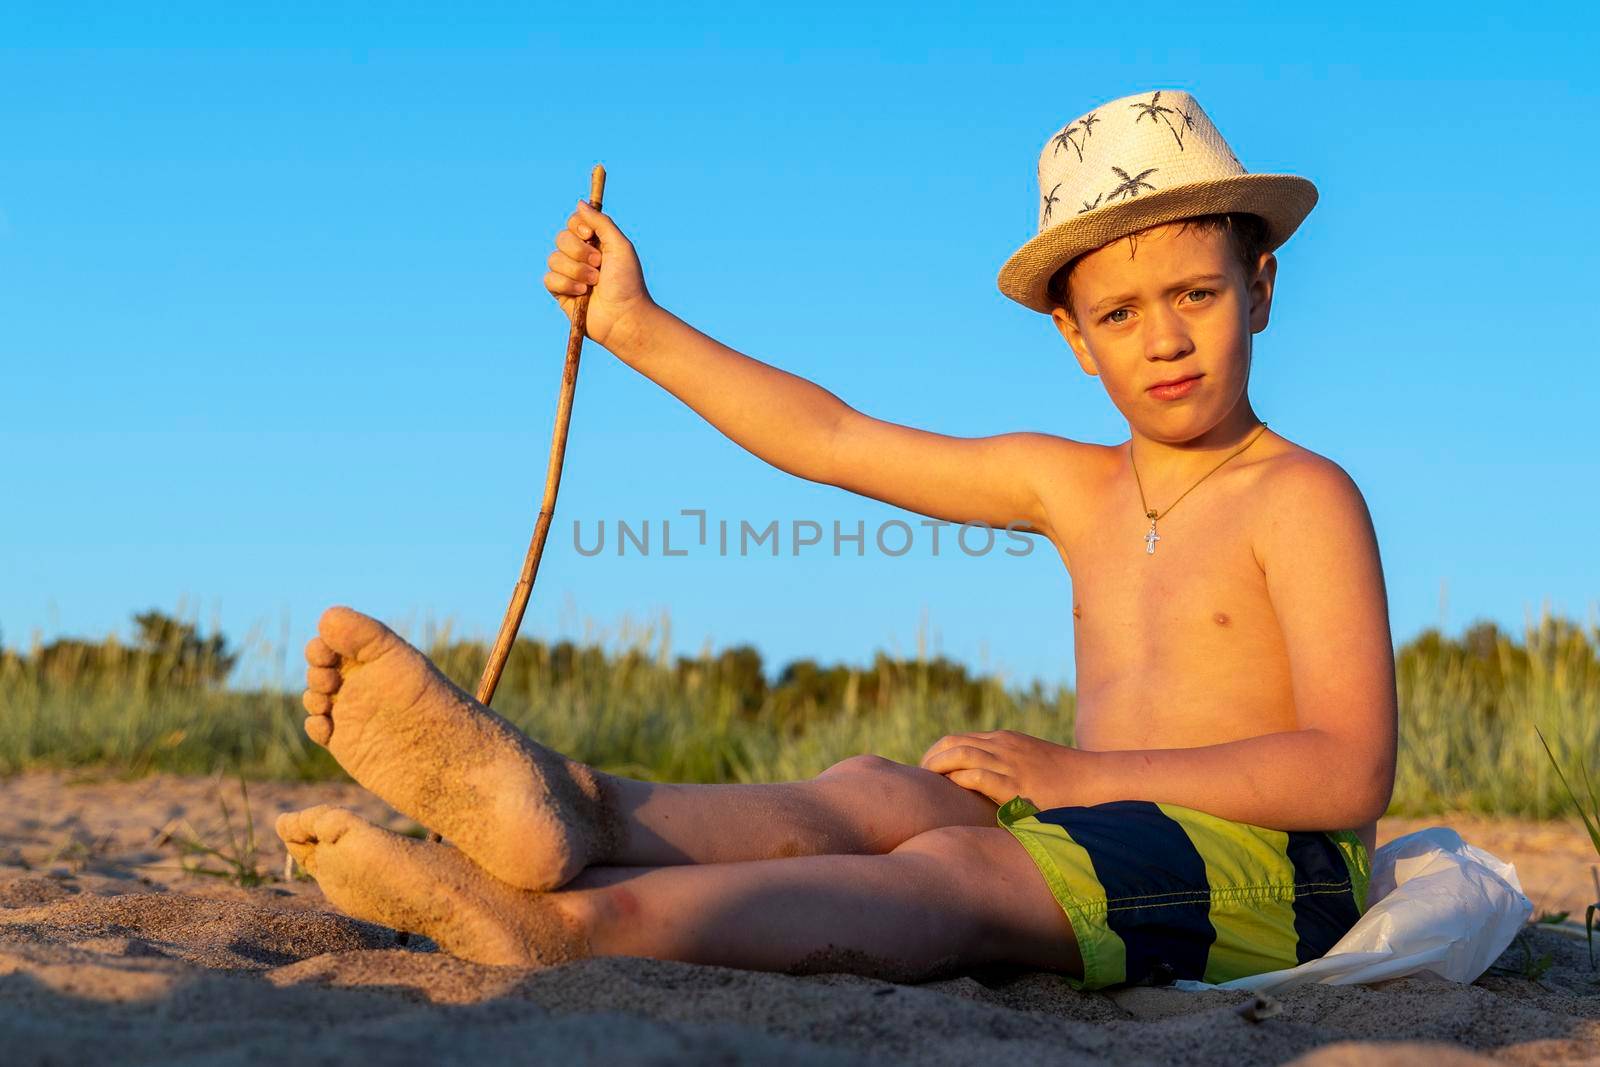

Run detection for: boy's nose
[[1143, 304, 1194, 361]]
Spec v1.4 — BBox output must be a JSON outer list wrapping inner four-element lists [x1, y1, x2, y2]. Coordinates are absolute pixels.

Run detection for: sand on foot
[[276, 804, 588, 968], [300, 605, 617, 891]]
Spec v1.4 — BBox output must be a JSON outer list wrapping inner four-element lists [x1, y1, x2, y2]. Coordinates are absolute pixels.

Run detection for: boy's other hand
[[919, 730, 1080, 808], [544, 199, 656, 353]]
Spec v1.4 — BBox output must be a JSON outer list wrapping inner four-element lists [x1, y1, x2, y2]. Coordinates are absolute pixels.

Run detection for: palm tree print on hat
[[1077, 192, 1104, 215], [1041, 182, 1062, 223], [1106, 166, 1158, 202], [1051, 126, 1085, 163], [1130, 91, 1189, 151], [1049, 110, 1102, 165], [1130, 91, 1174, 126], [1056, 111, 1103, 163]]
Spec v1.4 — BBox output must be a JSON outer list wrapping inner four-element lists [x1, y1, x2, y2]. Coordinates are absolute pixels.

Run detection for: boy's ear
[[1248, 251, 1279, 335], [1050, 306, 1100, 378]]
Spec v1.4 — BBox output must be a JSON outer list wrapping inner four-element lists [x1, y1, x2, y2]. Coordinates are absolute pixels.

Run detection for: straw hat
[[996, 89, 1318, 314]]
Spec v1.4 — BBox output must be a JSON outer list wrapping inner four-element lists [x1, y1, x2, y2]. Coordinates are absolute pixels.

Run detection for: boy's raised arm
[[544, 200, 1062, 538]]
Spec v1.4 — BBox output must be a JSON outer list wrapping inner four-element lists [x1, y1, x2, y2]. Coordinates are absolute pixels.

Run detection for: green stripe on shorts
[[996, 795, 1126, 987]]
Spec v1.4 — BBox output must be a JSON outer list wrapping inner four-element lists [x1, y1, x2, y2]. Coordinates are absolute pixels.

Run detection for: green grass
[[1393, 612, 1600, 817], [1536, 724, 1600, 965], [164, 774, 275, 887], [2, 606, 1596, 820]]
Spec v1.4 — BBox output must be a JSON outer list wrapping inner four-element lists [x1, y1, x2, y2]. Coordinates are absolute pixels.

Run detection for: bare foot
[[276, 805, 589, 967], [301, 605, 614, 890]]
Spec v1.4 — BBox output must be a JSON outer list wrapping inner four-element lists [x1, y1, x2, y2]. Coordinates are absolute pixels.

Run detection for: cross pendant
[[1144, 518, 1161, 555]]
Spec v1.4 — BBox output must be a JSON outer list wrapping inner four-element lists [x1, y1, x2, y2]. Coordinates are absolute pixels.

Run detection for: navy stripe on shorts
[[1034, 800, 1218, 984]]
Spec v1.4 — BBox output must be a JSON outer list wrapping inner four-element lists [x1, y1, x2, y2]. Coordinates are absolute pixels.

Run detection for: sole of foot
[[300, 605, 614, 891], [277, 804, 588, 968]]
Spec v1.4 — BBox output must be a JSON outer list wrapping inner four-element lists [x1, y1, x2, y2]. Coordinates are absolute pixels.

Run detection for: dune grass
[[1, 606, 1595, 819], [1391, 611, 1600, 817]]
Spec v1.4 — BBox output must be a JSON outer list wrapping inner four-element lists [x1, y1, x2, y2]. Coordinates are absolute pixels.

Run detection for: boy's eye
[[1182, 289, 1213, 304], [1103, 308, 1131, 324]]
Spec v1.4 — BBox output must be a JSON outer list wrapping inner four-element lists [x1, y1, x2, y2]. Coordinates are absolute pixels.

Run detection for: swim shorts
[[997, 795, 1370, 991]]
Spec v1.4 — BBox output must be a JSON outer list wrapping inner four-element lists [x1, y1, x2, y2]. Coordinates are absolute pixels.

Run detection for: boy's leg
[[278, 805, 1079, 979], [573, 824, 1080, 978], [604, 753, 999, 867], [300, 606, 999, 892]]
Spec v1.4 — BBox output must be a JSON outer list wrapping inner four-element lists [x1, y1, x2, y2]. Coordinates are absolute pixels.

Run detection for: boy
[[276, 89, 1397, 990]]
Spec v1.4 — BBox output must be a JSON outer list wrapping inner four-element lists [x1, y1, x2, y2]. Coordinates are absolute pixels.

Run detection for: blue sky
[[4, 3, 1596, 690]]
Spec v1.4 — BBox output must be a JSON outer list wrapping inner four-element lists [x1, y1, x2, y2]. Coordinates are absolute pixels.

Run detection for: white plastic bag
[[1174, 827, 1534, 994]]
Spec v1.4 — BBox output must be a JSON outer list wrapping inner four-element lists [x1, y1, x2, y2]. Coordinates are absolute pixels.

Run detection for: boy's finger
[[547, 249, 598, 284], [556, 228, 602, 265], [945, 768, 1011, 804], [574, 200, 629, 247], [922, 744, 1001, 776], [919, 731, 979, 765], [918, 734, 958, 766], [544, 270, 588, 297]]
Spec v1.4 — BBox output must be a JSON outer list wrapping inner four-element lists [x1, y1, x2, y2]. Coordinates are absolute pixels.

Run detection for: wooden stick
[[417, 165, 606, 859], [476, 163, 607, 707]]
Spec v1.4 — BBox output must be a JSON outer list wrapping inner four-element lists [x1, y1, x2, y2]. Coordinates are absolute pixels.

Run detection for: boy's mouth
[[1147, 373, 1203, 400]]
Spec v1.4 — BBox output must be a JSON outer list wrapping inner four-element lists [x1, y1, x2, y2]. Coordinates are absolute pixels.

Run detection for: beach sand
[[2, 771, 1596, 1065]]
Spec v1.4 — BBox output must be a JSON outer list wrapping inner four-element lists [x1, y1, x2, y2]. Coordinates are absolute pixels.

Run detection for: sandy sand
[[2, 772, 1596, 1065]]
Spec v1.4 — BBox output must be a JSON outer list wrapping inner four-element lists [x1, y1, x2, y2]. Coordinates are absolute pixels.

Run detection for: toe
[[276, 806, 330, 866], [305, 665, 342, 694], [303, 713, 333, 745], [307, 805, 364, 846], [275, 804, 360, 849], [318, 605, 398, 664], [305, 636, 339, 668], [276, 805, 332, 843], [302, 689, 332, 715]]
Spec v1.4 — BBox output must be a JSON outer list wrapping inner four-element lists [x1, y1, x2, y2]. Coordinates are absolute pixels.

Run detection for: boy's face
[[1050, 222, 1276, 442]]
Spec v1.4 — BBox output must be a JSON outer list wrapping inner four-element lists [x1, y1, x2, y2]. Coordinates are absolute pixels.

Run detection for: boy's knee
[[815, 754, 949, 796], [815, 753, 904, 781], [815, 754, 996, 828]]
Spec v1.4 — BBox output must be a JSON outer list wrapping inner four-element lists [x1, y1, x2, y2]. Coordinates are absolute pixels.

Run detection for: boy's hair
[[1045, 212, 1270, 321]]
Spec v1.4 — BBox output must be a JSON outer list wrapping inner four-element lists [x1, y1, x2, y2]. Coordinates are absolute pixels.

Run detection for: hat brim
[[996, 174, 1318, 314]]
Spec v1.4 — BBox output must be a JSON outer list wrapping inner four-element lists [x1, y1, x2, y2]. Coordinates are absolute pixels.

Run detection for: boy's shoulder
[[1248, 435, 1363, 493], [1241, 435, 1378, 575], [1247, 434, 1368, 503]]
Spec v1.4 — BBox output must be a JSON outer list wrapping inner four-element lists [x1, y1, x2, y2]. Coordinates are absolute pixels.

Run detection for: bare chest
[[1043, 464, 1297, 750]]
